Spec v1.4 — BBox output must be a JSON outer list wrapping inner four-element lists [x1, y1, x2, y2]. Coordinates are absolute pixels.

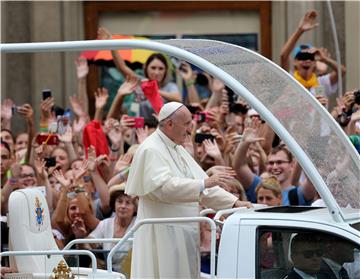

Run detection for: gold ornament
[[52, 260, 74, 279]]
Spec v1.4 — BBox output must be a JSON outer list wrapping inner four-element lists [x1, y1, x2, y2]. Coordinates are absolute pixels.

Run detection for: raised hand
[[96, 154, 110, 167], [87, 146, 97, 172], [34, 157, 48, 179], [58, 126, 73, 143], [298, 10, 319, 32], [71, 216, 88, 238], [75, 57, 89, 79], [114, 153, 133, 173], [315, 47, 331, 62], [315, 95, 329, 107], [73, 160, 89, 181], [17, 104, 34, 122], [219, 99, 230, 116], [210, 78, 225, 93], [178, 62, 193, 81], [203, 139, 222, 160], [10, 163, 22, 179], [117, 75, 139, 97], [350, 108, 360, 122], [95, 88, 109, 110], [70, 95, 87, 118], [333, 96, 345, 116], [136, 126, 149, 144], [107, 118, 123, 148], [73, 117, 87, 135], [97, 26, 112, 40], [242, 117, 264, 144], [210, 128, 226, 152], [120, 115, 135, 129], [53, 169, 71, 188], [224, 128, 242, 154], [40, 96, 55, 119], [1, 98, 14, 121], [342, 91, 355, 112]]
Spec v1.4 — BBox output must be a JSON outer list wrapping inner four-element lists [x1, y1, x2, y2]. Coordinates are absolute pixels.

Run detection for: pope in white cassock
[[126, 102, 252, 278]]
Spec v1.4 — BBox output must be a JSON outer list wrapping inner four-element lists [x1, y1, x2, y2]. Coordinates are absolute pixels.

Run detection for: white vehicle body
[[1, 39, 359, 278], [217, 207, 360, 278]]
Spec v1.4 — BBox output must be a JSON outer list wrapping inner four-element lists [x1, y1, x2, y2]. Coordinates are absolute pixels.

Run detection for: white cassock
[[126, 128, 237, 278]]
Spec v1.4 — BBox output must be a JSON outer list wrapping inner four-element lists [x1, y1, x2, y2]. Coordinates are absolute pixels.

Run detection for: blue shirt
[[245, 175, 312, 206]]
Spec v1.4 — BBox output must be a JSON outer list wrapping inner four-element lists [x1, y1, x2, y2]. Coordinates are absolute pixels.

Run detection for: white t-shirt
[[310, 73, 338, 98], [89, 216, 135, 250]]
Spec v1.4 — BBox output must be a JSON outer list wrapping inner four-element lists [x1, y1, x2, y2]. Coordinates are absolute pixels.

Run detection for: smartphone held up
[[42, 89, 52, 100], [125, 116, 145, 129]]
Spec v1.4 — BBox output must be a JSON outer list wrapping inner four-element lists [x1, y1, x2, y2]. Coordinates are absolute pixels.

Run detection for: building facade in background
[[1, 1, 359, 133]]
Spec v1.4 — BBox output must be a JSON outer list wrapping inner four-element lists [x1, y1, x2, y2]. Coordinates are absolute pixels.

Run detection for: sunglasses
[[301, 249, 323, 259], [295, 52, 315, 61]]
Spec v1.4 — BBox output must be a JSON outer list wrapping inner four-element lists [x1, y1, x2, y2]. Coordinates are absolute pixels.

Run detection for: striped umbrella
[[81, 35, 155, 64]]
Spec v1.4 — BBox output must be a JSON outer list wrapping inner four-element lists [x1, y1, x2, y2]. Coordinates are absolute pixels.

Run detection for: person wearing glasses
[[280, 10, 346, 98], [233, 125, 316, 206], [285, 233, 327, 279]]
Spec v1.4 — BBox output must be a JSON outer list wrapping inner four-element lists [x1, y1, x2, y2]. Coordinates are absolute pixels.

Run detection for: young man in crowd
[[233, 125, 316, 205], [280, 10, 346, 98]]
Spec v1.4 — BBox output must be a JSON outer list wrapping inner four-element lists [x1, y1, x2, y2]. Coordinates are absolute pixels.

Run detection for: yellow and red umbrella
[[81, 35, 155, 64]]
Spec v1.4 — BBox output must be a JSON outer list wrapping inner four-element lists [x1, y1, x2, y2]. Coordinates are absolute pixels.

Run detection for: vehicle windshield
[[162, 39, 360, 210]]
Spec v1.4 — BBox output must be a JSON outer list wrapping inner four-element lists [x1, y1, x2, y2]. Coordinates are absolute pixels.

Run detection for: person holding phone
[[126, 102, 252, 279], [280, 10, 346, 99]]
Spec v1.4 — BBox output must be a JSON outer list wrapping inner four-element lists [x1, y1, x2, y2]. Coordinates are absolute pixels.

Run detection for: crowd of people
[[1, 9, 359, 278]]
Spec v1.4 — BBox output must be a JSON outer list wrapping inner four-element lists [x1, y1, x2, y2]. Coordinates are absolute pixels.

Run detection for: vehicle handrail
[[0, 249, 97, 274], [214, 208, 244, 224], [106, 217, 217, 279], [63, 238, 134, 250], [214, 204, 268, 224], [199, 208, 216, 216]]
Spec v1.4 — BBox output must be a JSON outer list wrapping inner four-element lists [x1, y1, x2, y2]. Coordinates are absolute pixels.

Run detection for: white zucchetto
[[158, 102, 184, 122]]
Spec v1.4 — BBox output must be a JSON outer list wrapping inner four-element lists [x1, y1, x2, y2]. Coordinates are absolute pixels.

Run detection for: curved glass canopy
[[161, 39, 360, 212], [1, 39, 359, 222]]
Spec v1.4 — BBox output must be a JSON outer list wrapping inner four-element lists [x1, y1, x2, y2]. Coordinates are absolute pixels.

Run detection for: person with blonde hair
[[255, 176, 282, 206]]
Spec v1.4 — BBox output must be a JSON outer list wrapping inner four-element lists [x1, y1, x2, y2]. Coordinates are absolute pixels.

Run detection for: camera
[[44, 157, 57, 168], [42, 89, 52, 100], [194, 112, 208, 123], [186, 105, 201, 114], [11, 105, 20, 114], [225, 86, 249, 114], [194, 133, 215, 144], [354, 89, 360, 105]]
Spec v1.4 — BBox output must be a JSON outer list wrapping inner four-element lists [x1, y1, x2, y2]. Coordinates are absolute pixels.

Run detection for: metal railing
[[63, 238, 133, 250]]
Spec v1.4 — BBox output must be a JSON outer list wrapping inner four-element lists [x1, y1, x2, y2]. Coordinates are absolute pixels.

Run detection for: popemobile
[[1, 38, 359, 279]]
